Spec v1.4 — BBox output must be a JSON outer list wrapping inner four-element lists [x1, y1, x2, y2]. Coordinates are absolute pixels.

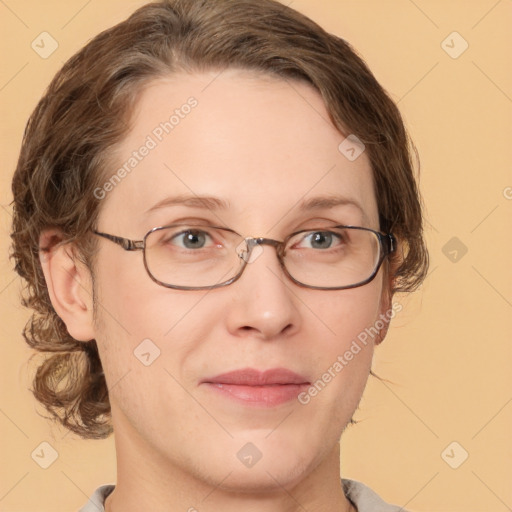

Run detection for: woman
[[10, 0, 428, 510]]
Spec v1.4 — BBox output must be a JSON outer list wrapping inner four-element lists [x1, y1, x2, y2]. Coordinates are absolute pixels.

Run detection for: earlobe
[[39, 229, 96, 342]]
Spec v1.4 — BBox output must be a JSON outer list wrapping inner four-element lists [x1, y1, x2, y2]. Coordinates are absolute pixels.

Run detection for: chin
[[214, 455, 314, 494], [190, 435, 321, 495]]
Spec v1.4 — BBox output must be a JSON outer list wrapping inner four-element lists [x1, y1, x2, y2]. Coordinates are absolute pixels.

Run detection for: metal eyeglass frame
[[92, 224, 396, 291]]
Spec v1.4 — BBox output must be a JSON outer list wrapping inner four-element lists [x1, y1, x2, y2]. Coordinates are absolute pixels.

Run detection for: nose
[[224, 240, 301, 340]]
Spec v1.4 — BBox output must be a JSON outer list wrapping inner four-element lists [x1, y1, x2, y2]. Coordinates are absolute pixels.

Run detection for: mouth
[[201, 367, 310, 407]]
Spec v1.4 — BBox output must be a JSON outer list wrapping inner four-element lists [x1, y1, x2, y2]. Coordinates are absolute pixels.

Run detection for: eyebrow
[[145, 195, 229, 213], [145, 194, 365, 217]]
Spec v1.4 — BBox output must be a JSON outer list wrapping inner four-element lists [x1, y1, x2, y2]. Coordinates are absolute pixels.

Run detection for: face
[[90, 70, 390, 491]]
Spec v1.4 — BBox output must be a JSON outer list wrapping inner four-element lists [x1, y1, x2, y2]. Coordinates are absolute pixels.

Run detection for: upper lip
[[203, 367, 310, 386]]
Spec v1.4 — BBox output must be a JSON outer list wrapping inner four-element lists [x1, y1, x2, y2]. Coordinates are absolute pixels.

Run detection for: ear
[[39, 229, 95, 342]]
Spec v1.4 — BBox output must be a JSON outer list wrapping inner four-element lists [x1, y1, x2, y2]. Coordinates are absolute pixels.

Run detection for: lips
[[201, 368, 310, 407], [205, 367, 309, 386]]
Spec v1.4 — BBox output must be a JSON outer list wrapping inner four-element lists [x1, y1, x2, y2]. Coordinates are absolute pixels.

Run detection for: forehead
[[100, 70, 378, 234]]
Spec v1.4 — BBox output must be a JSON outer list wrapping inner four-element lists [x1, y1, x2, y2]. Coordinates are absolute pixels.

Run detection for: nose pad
[[235, 238, 265, 264]]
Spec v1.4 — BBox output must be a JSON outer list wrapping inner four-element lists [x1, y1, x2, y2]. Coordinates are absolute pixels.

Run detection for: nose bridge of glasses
[[239, 237, 283, 264]]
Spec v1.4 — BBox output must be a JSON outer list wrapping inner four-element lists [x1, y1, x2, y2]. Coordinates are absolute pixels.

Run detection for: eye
[[294, 230, 345, 250], [167, 228, 215, 250]]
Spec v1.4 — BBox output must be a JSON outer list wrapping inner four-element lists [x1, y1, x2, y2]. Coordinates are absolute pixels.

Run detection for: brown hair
[[10, 0, 428, 439]]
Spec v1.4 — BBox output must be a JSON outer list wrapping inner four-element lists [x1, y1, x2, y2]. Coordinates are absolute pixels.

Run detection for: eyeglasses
[[92, 224, 395, 291]]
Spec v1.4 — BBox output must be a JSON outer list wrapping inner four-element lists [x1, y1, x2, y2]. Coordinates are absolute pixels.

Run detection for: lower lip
[[203, 383, 309, 407]]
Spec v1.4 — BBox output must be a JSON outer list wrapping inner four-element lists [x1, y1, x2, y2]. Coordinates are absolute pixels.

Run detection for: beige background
[[1, 1, 511, 511]]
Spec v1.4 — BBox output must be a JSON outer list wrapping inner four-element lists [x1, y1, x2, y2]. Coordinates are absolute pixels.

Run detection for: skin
[[40, 70, 393, 512]]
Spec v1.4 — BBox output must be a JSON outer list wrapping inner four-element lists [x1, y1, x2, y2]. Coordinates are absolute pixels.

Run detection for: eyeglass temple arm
[[93, 230, 144, 251], [384, 233, 396, 255]]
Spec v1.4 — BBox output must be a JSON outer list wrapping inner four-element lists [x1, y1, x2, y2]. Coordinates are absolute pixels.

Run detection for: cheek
[[312, 275, 384, 349], [90, 276, 208, 444], [300, 278, 383, 407], [92, 247, 212, 339], [91, 256, 233, 403]]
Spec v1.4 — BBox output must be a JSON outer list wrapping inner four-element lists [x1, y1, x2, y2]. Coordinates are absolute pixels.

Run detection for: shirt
[[79, 479, 408, 511]]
